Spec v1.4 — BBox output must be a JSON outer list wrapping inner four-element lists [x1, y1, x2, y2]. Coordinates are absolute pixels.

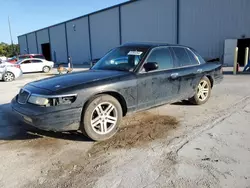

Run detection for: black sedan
[[11, 43, 223, 141]]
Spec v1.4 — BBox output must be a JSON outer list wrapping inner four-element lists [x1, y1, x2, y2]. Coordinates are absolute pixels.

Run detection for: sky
[[0, 0, 128, 44]]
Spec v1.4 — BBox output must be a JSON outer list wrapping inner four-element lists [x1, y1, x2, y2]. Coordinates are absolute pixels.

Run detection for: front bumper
[[11, 97, 82, 132]]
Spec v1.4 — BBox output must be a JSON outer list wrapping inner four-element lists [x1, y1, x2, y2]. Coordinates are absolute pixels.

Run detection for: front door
[[136, 47, 180, 110], [20, 60, 35, 73]]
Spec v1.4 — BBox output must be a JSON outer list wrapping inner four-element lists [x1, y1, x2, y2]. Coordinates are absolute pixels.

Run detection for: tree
[[0, 42, 20, 57]]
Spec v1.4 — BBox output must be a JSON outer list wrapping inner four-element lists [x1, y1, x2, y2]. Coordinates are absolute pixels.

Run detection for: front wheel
[[81, 95, 123, 141], [189, 76, 211, 105], [3, 72, 15, 82]]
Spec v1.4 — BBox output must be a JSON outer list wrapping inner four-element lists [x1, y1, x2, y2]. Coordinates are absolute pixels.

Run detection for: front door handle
[[171, 73, 179, 79], [197, 69, 203, 73]]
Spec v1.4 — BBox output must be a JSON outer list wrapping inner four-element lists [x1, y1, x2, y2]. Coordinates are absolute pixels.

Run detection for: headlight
[[28, 94, 77, 107], [28, 95, 49, 106]]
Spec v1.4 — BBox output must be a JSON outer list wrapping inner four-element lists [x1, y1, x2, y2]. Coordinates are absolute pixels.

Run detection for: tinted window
[[31, 60, 42, 63], [192, 50, 206, 64], [172, 47, 192, 67], [147, 48, 173, 70], [186, 49, 199, 65], [22, 60, 31, 64]]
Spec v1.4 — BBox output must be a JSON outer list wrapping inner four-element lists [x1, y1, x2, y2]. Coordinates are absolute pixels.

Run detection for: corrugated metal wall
[[90, 7, 120, 59], [66, 17, 91, 64], [18, 36, 27, 54], [27, 33, 37, 54], [18, 0, 250, 63], [179, 0, 250, 59], [36, 29, 49, 54], [121, 0, 176, 44], [49, 24, 67, 63]]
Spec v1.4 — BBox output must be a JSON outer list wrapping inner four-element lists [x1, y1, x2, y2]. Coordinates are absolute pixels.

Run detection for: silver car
[[0, 62, 23, 82]]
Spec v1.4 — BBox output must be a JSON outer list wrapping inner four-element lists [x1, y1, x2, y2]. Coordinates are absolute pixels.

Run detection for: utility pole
[[8, 16, 14, 57]]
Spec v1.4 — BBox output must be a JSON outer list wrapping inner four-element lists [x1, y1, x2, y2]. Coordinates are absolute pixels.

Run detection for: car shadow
[[0, 103, 92, 142], [171, 100, 196, 106]]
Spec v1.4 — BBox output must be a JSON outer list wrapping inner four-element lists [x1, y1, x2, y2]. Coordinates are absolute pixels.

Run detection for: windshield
[[92, 46, 148, 72]]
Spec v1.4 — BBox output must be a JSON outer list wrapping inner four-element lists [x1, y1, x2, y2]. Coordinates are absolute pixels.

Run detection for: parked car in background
[[17, 58, 54, 73], [19, 54, 45, 60], [0, 56, 7, 63], [6, 54, 45, 63], [11, 43, 223, 141], [0, 61, 22, 82]]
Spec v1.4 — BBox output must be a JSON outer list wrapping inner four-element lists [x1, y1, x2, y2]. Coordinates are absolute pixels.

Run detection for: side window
[[192, 50, 206, 64], [31, 60, 42, 63], [147, 48, 174, 70], [185, 49, 199, 65], [22, 60, 31, 64], [172, 47, 192, 67]]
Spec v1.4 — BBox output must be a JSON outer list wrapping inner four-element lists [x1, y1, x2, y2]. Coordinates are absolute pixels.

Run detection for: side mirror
[[143, 62, 158, 72]]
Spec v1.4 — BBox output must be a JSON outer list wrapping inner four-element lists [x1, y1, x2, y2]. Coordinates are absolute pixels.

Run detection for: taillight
[[220, 67, 223, 74]]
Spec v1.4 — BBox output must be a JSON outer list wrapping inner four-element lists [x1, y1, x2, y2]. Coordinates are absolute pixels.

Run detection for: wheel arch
[[82, 91, 128, 117], [205, 75, 214, 88]]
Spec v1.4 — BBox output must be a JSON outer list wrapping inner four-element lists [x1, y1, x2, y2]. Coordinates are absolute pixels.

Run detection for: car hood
[[28, 70, 131, 92]]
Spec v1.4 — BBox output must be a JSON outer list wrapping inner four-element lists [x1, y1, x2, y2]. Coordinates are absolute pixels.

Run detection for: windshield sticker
[[128, 51, 143, 56]]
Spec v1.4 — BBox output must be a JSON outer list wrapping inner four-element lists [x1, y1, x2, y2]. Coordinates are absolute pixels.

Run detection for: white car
[[0, 62, 22, 82], [17, 58, 54, 73]]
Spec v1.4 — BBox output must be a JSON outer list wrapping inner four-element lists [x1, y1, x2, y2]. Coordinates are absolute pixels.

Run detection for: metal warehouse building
[[18, 0, 250, 66]]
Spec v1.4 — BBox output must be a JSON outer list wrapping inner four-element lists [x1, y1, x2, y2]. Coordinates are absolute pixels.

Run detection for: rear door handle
[[197, 69, 203, 73], [171, 73, 179, 79]]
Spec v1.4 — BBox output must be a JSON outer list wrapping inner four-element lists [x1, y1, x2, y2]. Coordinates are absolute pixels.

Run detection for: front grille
[[17, 89, 30, 104]]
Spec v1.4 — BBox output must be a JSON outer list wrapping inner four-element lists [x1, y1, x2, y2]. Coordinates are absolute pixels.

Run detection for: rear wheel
[[43, 66, 50, 73], [3, 72, 15, 82], [189, 76, 211, 105], [81, 95, 122, 141]]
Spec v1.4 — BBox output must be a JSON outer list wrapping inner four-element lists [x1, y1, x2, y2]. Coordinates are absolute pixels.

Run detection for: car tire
[[81, 94, 123, 141], [3, 72, 15, 82], [189, 76, 211, 105], [43, 66, 50, 73]]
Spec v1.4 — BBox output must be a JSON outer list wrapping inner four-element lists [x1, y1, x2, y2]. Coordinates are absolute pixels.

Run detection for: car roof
[[121, 42, 192, 49], [20, 58, 45, 61], [19, 54, 44, 56]]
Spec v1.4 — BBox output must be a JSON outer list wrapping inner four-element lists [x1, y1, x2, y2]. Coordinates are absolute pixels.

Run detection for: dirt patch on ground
[[88, 112, 179, 157], [22, 112, 179, 188]]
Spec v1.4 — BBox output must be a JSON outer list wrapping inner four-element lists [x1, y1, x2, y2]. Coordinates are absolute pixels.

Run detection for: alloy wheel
[[91, 102, 118, 135], [4, 72, 14, 82], [43, 67, 50, 73], [197, 80, 209, 101]]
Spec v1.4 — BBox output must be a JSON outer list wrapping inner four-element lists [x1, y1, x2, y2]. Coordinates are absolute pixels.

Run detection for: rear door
[[136, 47, 179, 110], [171, 47, 200, 99], [31, 59, 44, 72]]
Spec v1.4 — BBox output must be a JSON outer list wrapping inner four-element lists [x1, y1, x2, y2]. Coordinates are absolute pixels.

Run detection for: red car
[[7, 54, 45, 63]]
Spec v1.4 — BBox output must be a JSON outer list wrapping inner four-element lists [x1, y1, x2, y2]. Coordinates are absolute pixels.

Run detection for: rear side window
[[172, 47, 193, 67], [192, 50, 206, 64], [147, 48, 174, 70], [31, 60, 42, 63], [185, 49, 199, 65]]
